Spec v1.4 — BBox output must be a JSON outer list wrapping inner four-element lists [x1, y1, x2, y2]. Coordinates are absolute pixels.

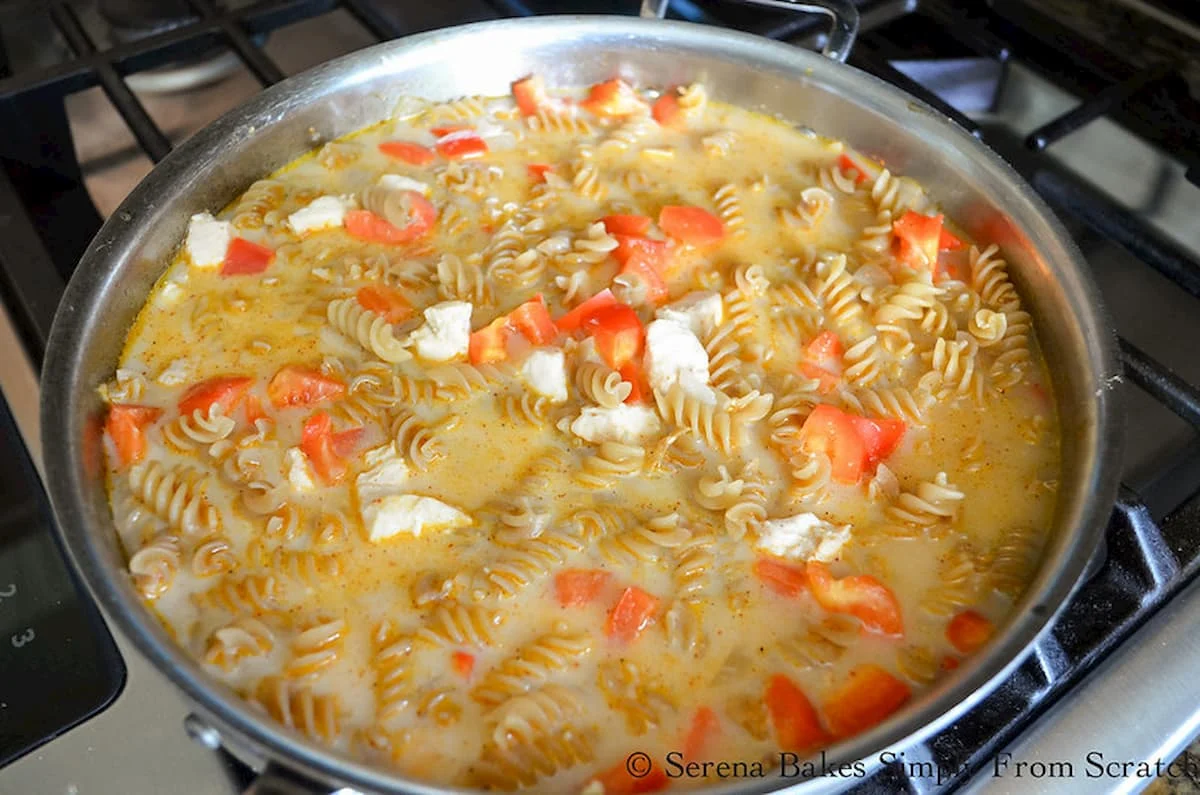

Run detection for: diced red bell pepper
[[765, 674, 828, 753], [800, 404, 869, 484], [606, 585, 659, 643], [612, 234, 669, 270], [509, 294, 557, 345], [659, 205, 725, 246], [798, 405, 905, 483], [434, 130, 488, 160], [244, 394, 267, 425], [221, 237, 275, 276], [451, 651, 475, 678], [620, 253, 670, 305], [330, 426, 363, 458], [946, 610, 995, 654], [511, 74, 554, 116], [799, 331, 844, 393], [554, 288, 619, 333], [936, 250, 969, 283], [939, 226, 965, 251], [527, 163, 554, 183], [378, 140, 436, 165], [344, 192, 436, 244], [682, 706, 721, 762], [356, 284, 411, 323], [651, 92, 683, 128], [266, 366, 345, 409], [580, 78, 647, 117], [178, 376, 253, 418], [469, 316, 511, 365], [429, 124, 469, 137], [602, 214, 653, 236], [837, 153, 870, 185], [753, 558, 808, 598], [893, 211, 944, 270], [583, 304, 644, 370], [299, 412, 355, 485], [554, 569, 612, 607], [848, 415, 906, 466], [105, 405, 162, 466], [824, 664, 911, 739], [806, 561, 903, 637], [618, 361, 648, 404]]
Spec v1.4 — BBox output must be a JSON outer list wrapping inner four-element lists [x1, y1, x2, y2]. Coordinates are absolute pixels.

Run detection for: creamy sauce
[[102, 83, 1059, 792]]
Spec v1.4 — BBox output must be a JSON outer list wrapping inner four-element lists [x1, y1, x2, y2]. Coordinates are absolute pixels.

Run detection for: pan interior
[[42, 16, 1119, 794]]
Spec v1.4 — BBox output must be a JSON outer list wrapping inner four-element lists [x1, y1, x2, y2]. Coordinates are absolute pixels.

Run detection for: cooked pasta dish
[[100, 76, 1060, 793]]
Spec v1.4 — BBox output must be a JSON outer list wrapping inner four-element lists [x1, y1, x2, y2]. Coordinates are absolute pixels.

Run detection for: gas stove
[[2, 1, 1199, 793]]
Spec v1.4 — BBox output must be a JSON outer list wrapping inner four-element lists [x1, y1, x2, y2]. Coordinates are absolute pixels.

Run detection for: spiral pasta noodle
[[575, 441, 645, 488], [573, 361, 631, 408], [777, 616, 857, 668], [921, 543, 981, 617], [163, 406, 235, 451], [252, 676, 341, 744], [596, 661, 674, 737], [416, 602, 506, 649], [473, 629, 593, 706], [885, 472, 965, 529], [471, 527, 586, 600], [191, 535, 236, 578], [193, 574, 283, 615], [128, 534, 181, 599], [436, 253, 488, 303], [779, 186, 833, 232], [204, 617, 275, 672], [599, 514, 690, 567], [970, 244, 1020, 311], [724, 462, 770, 539], [473, 685, 594, 790], [327, 298, 412, 364], [663, 598, 707, 657], [128, 460, 220, 536], [372, 621, 418, 729]]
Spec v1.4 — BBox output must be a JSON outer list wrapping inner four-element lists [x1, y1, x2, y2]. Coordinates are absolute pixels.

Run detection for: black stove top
[[0, 394, 123, 767], [1, 0, 1200, 791]]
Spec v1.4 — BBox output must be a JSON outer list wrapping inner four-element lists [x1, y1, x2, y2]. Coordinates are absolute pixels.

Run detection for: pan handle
[[639, 0, 859, 63], [241, 763, 330, 795]]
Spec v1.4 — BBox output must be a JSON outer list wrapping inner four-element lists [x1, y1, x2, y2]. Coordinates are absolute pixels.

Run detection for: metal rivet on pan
[[183, 713, 222, 749]]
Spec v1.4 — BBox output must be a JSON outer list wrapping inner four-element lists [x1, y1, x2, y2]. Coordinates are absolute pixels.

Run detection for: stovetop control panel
[[0, 398, 124, 768]]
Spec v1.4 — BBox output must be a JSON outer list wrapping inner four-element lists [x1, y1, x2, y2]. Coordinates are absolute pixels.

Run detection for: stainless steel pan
[[40, 5, 1122, 793]]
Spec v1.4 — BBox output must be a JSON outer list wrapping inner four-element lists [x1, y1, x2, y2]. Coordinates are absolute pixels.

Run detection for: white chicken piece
[[755, 513, 851, 562], [184, 212, 231, 269], [361, 494, 472, 542], [409, 301, 473, 361]]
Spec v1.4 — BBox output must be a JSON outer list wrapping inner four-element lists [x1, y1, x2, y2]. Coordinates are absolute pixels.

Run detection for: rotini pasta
[[128, 460, 220, 536], [327, 297, 412, 363], [473, 628, 593, 706], [573, 361, 632, 408]]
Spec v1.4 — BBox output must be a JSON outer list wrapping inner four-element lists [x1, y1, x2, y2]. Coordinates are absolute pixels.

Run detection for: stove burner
[[98, 0, 195, 39], [98, 0, 242, 94]]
